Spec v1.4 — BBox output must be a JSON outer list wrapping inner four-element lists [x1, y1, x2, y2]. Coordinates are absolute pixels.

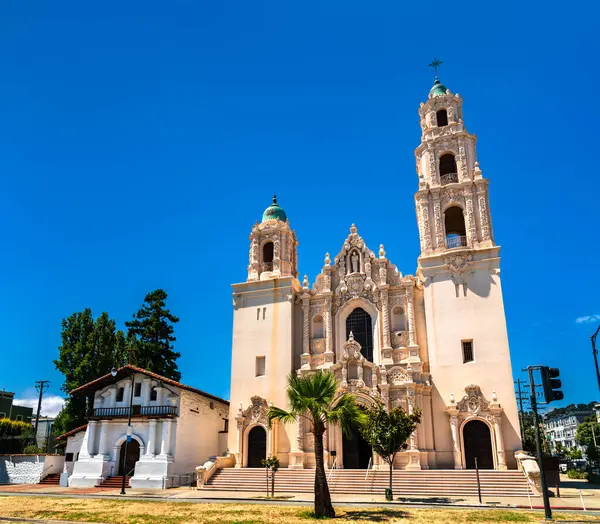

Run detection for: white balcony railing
[[446, 235, 468, 249], [440, 172, 458, 185]]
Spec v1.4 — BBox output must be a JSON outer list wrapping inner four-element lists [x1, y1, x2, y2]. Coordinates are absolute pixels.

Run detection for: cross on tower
[[428, 57, 443, 76]]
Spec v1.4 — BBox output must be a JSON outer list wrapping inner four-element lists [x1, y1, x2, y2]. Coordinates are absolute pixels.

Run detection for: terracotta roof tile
[[68, 364, 229, 406], [56, 424, 88, 441]]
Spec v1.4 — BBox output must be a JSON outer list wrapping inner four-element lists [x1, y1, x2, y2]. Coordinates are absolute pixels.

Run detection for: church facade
[[228, 77, 522, 471]]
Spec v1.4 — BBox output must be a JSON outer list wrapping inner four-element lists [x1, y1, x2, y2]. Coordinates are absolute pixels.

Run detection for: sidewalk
[[1, 475, 598, 511]]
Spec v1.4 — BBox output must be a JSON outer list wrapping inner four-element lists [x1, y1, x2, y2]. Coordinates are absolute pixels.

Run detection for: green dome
[[262, 195, 287, 222], [429, 76, 448, 97]]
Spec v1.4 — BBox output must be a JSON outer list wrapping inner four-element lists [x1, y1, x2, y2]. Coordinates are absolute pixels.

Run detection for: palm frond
[[324, 392, 366, 438], [267, 406, 297, 427]]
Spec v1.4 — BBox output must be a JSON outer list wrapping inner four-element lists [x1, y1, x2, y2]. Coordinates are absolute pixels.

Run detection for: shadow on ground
[[396, 496, 465, 504], [341, 509, 411, 521]]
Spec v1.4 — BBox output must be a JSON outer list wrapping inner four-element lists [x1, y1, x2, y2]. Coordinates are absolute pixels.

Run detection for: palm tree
[[267, 370, 364, 518]]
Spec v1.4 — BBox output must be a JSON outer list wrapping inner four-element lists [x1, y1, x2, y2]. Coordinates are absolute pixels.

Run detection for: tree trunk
[[313, 429, 335, 518], [388, 456, 394, 499]]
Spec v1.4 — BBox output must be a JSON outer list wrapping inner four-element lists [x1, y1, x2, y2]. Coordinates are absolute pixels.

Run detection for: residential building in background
[[544, 409, 594, 454], [0, 391, 33, 422], [35, 417, 56, 451]]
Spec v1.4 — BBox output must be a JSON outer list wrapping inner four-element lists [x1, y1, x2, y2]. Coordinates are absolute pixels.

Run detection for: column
[[324, 296, 334, 364], [159, 419, 172, 457], [475, 180, 491, 242], [406, 285, 416, 347], [301, 296, 310, 368], [493, 415, 507, 470], [417, 193, 432, 252], [235, 418, 244, 468], [142, 378, 152, 403], [296, 418, 304, 452], [96, 421, 110, 457], [447, 408, 463, 469], [145, 419, 157, 458], [108, 387, 117, 408], [464, 187, 478, 246], [431, 189, 444, 249], [381, 289, 391, 350], [87, 420, 98, 458]]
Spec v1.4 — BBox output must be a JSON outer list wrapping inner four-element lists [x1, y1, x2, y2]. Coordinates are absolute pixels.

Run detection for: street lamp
[[592, 325, 600, 393], [113, 367, 135, 496]]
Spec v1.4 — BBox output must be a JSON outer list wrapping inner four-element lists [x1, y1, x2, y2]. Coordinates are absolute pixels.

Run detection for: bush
[[22, 444, 44, 455], [588, 472, 600, 484], [567, 469, 588, 479]]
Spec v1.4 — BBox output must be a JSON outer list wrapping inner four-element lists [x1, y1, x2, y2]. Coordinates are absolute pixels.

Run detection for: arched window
[[391, 306, 406, 332], [346, 308, 374, 362], [439, 154, 458, 184], [436, 109, 448, 127], [312, 315, 324, 339], [262, 241, 274, 271], [445, 206, 467, 249]]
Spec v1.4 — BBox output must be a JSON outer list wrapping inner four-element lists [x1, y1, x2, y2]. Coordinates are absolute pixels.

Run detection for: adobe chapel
[[228, 75, 522, 471]]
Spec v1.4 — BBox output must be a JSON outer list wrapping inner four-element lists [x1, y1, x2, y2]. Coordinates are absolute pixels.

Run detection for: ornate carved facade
[[228, 75, 522, 472]]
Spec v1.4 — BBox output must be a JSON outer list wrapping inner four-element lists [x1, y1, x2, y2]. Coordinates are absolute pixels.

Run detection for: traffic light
[[541, 366, 564, 403]]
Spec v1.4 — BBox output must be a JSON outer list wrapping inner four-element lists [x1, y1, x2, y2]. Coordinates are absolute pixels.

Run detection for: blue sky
[[0, 1, 598, 416]]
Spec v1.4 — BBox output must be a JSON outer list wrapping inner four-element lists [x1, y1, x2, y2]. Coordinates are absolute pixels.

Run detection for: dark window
[[462, 341, 474, 363], [346, 308, 374, 362], [262, 242, 274, 272], [134, 383, 141, 397], [116, 387, 124, 402], [436, 109, 448, 127], [150, 387, 157, 401], [0, 412, 6, 419], [16, 414, 23, 421], [439, 154, 457, 177], [223, 418, 229, 432], [65, 453, 74, 461], [445, 206, 467, 248]]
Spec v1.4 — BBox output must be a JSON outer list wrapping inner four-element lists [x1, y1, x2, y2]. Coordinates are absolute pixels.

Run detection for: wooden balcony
[[90, 405, 177, 420]]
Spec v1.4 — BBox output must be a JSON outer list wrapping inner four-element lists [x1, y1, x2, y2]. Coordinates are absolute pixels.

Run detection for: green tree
[[0, 418, 34, 453], [359, 402, 421, 500], [567, 447, 583, 460], [267, 371, 364, 518], [575, 420, 600, 449], [125, 289, 181, 381], [53, 309, 127, 434], [554, 441, 566, 458]]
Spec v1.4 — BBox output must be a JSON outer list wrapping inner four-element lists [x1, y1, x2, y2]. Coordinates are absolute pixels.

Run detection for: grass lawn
[[0, 496, 599, 523]]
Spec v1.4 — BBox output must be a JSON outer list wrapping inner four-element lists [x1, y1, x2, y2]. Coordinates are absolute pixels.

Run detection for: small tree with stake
[[359, 401, 421, 501], [261, 456, 280, 498]]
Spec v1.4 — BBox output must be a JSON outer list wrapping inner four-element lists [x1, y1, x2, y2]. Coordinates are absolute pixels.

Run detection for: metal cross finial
[[429, 57, 443, 75]]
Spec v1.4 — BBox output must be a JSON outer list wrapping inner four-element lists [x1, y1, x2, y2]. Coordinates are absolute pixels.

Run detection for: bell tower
[[247, 195, 298, 281], [415, 69, 522, 469]]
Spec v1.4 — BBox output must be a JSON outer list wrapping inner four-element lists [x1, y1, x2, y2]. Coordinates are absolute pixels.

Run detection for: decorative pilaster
[[324, 296, 334, 364], [96, 421, 109, 458], [86, 421, 98, 458], [416, 193, 433, 252], [301, 294, 310, 369], [464, 185, 478, 246], [447, 406, 463, 469], [475, 180, 491, 242], [431, 189, 444, 250], [381, 289, 391, 350], [159, 419, 172, 457], [145, 419, 157, 458], [406, 284, 416, 347]]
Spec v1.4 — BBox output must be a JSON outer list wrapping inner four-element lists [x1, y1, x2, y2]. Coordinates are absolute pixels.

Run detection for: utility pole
[[527, 366, 552, 521], [515, 379, 527, 449], [592, 324, 600, 393], [33, 381, 50, 448]]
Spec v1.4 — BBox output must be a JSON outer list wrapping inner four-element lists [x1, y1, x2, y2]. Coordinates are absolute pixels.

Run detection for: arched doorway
[[463, 420, 494, 470], [118, 439, 140, 476], [247, 426, 267, 468], [342, 421, 372, 469]]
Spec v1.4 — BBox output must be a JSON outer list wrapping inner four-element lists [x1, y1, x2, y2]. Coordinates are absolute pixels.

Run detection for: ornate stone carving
[[388, 366, 411, 385], [391, 331, 409, 349], [456, 385, 489, 414], [241, 396, 269, 425], [443, 253, 473, 277]]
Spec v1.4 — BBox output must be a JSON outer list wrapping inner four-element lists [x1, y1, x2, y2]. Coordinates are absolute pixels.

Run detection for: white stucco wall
[[0, 455, 64, 484]]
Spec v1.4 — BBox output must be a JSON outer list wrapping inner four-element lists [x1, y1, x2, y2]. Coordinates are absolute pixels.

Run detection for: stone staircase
[[205, 468, 532, 497], [95, 476, 131, 489], [39, 474, 60, 486]]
